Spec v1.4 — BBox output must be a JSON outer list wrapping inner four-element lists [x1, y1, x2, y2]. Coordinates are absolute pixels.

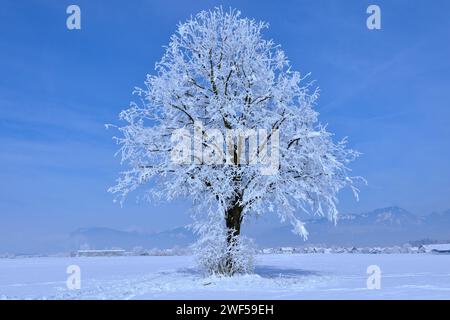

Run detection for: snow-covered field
[[1, 254, 450, 300]]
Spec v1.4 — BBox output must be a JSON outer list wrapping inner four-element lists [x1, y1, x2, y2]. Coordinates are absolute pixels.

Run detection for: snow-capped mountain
[[66, 207, 450, 250], [247, 206, 446, 247], [337, 206, 423, 226]]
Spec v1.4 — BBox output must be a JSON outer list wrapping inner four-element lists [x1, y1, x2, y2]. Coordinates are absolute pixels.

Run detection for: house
[[280, 247, 294, 254], [348, 247, 359, 254], [369, 247, 382, 254], [417, 245, 427, 253], [423, 244, 450, 254]]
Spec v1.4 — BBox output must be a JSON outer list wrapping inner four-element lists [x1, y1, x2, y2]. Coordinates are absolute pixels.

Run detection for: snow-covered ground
[[1, 254, 450, 299]]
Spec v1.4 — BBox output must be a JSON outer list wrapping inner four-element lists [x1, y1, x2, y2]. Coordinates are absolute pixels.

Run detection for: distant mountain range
[[70, 226, 193, 250], [68, 206, 450, 250], [247, 206, 450, 247], [1, 207, 449, 254]]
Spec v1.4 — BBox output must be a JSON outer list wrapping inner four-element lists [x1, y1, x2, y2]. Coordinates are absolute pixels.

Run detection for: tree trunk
[[224, 198, 243, 274]]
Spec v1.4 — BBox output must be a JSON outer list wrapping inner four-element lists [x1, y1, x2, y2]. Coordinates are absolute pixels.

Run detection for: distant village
[[72, 243, 450, 257], [1, 243, 449, 259], [258, 243, 450, 255]]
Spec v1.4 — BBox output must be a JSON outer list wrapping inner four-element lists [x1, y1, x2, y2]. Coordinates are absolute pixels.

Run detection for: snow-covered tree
[[110, 8, 362, 275]]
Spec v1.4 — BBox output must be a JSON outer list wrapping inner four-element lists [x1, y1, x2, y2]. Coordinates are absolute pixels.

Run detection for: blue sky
[[1, 0, 450, 245]]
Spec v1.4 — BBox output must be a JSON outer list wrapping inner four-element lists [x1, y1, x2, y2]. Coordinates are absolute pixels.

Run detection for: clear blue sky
[[1, 0, 450, 242]]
